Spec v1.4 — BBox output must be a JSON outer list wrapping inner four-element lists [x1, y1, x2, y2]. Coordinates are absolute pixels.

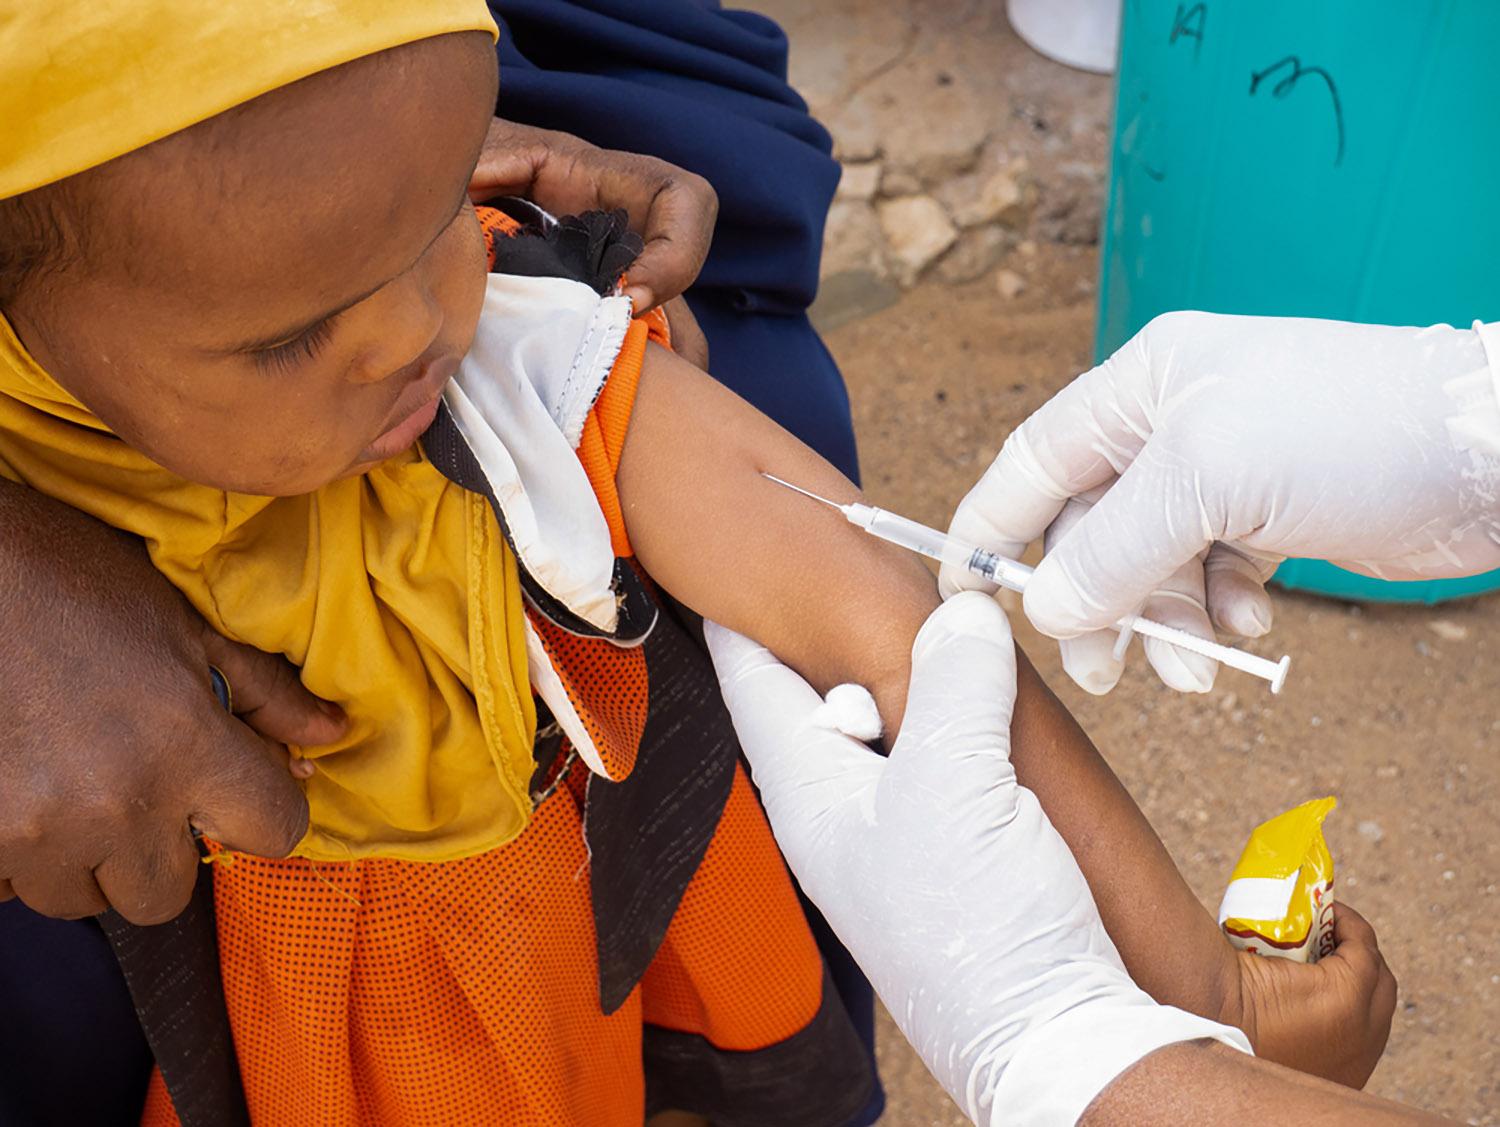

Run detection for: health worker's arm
[[705, 599, 1428, 1126], [616, 343, 1392, 1087]]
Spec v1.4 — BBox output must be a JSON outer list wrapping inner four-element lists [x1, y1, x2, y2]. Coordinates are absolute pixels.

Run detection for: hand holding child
[[0, 481, 345, 925], [707, 594, 1251, 1125], [468, 117, 718, 314]]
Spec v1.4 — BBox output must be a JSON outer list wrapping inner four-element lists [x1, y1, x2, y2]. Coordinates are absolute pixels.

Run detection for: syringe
[[763, 474, 1291, 694]]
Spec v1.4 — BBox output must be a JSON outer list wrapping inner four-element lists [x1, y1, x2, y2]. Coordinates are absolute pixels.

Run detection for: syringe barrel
[[967, 548, 1032, 593], [852, 506, 1032, 592], [851, 506, 974, 571]]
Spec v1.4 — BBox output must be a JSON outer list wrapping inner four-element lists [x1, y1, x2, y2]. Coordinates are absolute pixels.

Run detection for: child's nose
[[345, 276, 444, 386]]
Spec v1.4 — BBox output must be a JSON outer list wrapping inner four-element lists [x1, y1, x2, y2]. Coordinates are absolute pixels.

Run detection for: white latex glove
[[705, 594, 1249, 1126], [1039, 488, 1227, 695], [941, 313, 1500, 694]]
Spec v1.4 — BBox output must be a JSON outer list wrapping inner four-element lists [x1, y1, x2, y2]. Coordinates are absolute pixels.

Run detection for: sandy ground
[[744, 2, 1499, 1123]]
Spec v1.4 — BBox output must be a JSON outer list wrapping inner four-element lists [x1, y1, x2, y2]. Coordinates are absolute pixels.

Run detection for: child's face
[[7, 34, 498, 496]]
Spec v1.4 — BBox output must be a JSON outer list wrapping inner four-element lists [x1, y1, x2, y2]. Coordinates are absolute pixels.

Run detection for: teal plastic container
[[1097, 1, 1500, 603]]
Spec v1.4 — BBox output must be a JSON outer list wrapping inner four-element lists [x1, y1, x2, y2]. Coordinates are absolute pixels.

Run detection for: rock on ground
[[936, 226, 1011, 285], [835, 161, 882, 202], [995, 267, 1027, 299], [822, 199, 888, 278], [878, 195, 958, 285]]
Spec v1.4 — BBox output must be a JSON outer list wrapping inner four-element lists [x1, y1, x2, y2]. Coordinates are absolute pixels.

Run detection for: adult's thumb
[[889, 594, 1019, 802], [200, 628, 346, 748], [188, 714, 310, 858], [705, 622, 881, 826], [1023, 452, 1214, 639]]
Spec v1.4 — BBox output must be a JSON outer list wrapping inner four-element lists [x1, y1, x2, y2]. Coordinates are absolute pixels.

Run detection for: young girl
[[0, 3, 1384, 1124]]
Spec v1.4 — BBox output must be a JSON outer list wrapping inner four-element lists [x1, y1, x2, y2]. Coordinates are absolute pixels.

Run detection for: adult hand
[[942, 313, 1500, 693], [0, 482, 344, 925], [706, 594, 1250, 1126], [469, 118, 718, 314]]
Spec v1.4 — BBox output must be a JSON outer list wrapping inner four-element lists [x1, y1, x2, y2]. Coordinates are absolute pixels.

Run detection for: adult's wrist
[[989, 996, 1252, 1126]]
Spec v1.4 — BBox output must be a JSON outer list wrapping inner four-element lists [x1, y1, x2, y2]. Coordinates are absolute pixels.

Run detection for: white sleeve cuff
[[987, 1000, 1252, 1127], [1475, 320, 1500, 407], [1453, 320, 1500, 458]]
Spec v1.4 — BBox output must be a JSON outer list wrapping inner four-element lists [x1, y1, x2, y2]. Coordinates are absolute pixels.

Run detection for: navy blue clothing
[[0, 901, 152, 1126], [492, 0, 861, 483]]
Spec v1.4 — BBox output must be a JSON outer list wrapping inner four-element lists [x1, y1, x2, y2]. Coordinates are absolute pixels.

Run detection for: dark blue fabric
[[0, 901, 152, 1126], [491, 0, 861, 483]]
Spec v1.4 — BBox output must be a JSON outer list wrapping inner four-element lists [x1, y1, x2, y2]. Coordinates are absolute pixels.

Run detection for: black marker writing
[[1170, 3, 1207, 60], [1249, 55, 1345, 166]]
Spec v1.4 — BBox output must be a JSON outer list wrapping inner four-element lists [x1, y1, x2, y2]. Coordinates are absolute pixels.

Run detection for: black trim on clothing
[[421, 402, 658, 645], [484, 197, 645, 297], [98, 865, 249, 1127], [582, 583, 740, 1014], [644, 968, 876, 1127]]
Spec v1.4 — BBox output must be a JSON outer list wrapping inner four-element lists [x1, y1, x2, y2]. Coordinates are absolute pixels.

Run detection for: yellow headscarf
[[0, 1, 499, 199], [0, 2, 538, 862]]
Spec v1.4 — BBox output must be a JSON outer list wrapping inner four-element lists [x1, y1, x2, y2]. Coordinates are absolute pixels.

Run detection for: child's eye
[[253, 317, 336, 375]]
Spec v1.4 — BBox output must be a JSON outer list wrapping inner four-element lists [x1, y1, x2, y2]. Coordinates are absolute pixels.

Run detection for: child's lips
[[360, 393, 444, 464], [359, 356, 459, 464]]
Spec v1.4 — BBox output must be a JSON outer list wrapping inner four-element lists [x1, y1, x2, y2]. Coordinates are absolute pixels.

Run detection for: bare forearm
[[1082, 1041, 1446, 1126], [1008, 655, 1241, 1023]]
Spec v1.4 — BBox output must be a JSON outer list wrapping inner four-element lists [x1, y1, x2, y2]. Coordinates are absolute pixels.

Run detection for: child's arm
[[616, 343, 1386, 1083]]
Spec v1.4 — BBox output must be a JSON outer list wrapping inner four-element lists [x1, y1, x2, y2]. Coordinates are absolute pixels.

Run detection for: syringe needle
[[760, 473, 846, 511]]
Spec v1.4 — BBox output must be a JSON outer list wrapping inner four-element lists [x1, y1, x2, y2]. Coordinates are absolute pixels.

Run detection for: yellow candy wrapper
[[1218, 797, 1338, 963]]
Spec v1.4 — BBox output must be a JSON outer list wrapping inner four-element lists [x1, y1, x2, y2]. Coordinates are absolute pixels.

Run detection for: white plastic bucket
[[1007, 0, 1121, 75]]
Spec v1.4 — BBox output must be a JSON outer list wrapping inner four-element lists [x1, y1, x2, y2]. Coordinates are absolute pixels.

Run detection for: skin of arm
[[617, 342, 1388, 1085], [1082, 1041, 1449, 1127]]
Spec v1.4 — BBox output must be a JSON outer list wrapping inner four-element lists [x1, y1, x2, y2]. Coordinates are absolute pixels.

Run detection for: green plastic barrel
[[1097, 1, 1500, 603]]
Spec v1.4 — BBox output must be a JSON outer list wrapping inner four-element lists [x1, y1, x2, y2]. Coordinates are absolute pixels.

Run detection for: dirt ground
[[745, 2, 1499, 1123]]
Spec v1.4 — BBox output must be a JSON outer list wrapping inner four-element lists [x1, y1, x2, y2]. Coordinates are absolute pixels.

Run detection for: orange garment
[[139, 209, 829, 1125], [140, 771, 822, 1126]]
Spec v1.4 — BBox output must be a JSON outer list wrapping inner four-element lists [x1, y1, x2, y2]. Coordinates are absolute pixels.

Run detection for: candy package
[[1217, 796, 1338, 963]]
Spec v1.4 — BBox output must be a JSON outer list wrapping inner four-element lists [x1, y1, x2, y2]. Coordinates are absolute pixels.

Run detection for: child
[[0, 4, 1385, 1124]]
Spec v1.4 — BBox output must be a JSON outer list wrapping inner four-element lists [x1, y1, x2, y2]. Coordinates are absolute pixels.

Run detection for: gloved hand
[[942, 312, 1500, 694], [706, 594, 1250, 1126]]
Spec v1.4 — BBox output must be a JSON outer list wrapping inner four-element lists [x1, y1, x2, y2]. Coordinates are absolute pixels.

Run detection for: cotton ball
[[813, 683, 883, 742]]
